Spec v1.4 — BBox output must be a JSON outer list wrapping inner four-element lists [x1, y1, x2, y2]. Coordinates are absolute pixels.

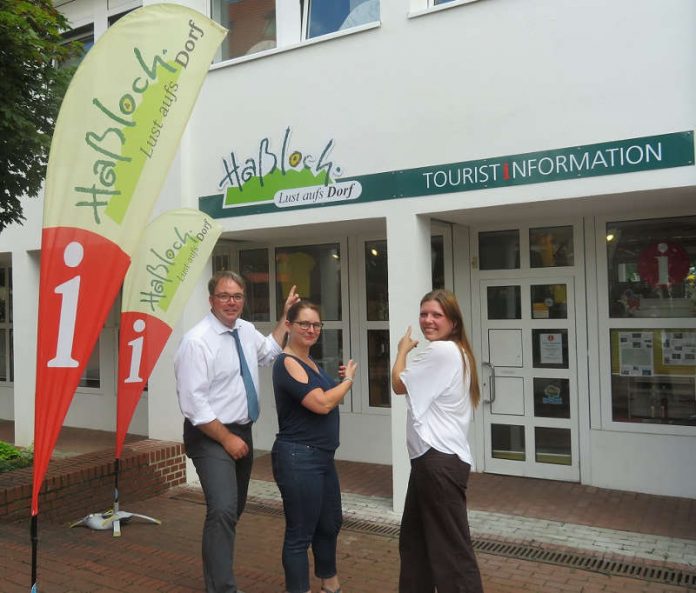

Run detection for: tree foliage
[[0, 0, 79, 232]]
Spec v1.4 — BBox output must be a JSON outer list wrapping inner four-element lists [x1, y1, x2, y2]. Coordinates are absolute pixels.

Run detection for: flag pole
[[30, 514, 38, 592]]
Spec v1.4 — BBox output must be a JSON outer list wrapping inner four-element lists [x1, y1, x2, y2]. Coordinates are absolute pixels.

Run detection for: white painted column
[[387, 211, 431, 514], [13, 250, 40, 447], [148, 266, 210, 444]]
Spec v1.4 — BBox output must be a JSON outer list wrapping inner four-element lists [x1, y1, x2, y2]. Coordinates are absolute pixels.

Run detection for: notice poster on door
[[618, 331, 653, 376], [539, 332, 563, 365], [661, 330, 696, 366]]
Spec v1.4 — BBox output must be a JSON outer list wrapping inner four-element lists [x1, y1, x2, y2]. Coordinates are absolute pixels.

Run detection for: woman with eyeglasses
[[271, 300, 357, 593]]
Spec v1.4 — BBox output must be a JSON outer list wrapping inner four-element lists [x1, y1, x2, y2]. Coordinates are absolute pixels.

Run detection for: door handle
[[481, 361, 496, 404]]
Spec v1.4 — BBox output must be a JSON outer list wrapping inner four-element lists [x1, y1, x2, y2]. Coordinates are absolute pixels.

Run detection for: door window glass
[[79, 341, 100, 388], [529, 226, 574, 267], [431, 235, 445, 290], [606, 217, 696, 319], [479, 230, 520, 270], [610, 328, 696, 426], [240, 249, 270, 322], [532, 329, 568, 369], [535, 427, 571, 465], [367, 330, 390, 408], [533, 378, 570, 418], [311, 329, 343, 383], [491, 424, 525, 461], [276, 244, 341, 320], [530, 284, 568, 319], [365, 240, 388, 321], [487, 285, 521, 320]]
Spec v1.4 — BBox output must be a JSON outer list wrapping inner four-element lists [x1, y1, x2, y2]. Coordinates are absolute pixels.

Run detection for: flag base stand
[[69, 508, 161, 536]]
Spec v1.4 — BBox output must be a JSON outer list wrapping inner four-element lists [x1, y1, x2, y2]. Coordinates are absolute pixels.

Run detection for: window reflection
[[530, 226, 574, 268], [431, 235, 445, 290], [276, 244, 341, 320], [365, 240, 388, 321], [240, 249, 270, 322], [535, 427, 571, 465], [307, 0, 379, 38], [487, 286, 521, 320], [212, 0, 276, 61], [610, 328, 696, 426], [607, 217, 696, 319], [310, 329, 343, 383], [79, 341, 100, 388], [367, 330, 390, 408], [491, 424, 525, 461], [479, 230, 520, 270], [530, 284, 567, 319]]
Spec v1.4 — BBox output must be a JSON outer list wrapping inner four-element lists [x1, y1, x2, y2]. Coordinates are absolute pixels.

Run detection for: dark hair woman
[[391, 289, 484, 593], [271, 301, 358, 593]]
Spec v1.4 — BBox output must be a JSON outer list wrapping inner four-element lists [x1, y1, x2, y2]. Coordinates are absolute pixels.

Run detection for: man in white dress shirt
[[175, 270, 298, 593]]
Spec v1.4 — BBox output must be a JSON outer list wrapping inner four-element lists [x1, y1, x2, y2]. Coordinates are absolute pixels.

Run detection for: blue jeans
[[271, 439, 343, 593]]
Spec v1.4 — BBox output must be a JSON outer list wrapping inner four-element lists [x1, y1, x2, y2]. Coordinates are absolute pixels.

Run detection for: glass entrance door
[[473, 223, 582, 481], [480, 278, 579, 480]]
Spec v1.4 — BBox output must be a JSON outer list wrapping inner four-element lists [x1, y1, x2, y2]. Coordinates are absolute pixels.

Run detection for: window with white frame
[[233, 241, 348, 386], [229, 231, 448, 413], [359, 234, 449, 409], [605, 216, 696, 427], [211, 0, 380, 63], [0, 265, 13, 383]]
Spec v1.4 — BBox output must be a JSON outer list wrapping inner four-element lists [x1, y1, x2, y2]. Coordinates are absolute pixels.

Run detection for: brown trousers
[[399, 448, 484, 593]]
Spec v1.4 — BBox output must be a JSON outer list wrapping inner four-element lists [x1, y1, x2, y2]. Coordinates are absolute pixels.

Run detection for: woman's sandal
[[320, 587, 342, 593]]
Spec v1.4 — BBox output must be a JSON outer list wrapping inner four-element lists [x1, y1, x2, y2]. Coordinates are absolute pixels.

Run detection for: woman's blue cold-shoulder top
[[272, 353, 340, 452]]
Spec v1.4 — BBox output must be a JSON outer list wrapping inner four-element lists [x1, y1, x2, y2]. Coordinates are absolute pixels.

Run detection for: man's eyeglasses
[[213, 293, 244, 303], [292, 321, 324, 331]]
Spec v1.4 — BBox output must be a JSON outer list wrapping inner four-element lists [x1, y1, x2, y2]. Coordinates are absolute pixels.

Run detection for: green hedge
[[0, 440, 33, 473]]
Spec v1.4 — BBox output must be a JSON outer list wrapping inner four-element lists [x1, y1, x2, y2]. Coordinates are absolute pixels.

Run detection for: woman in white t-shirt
[[391, 289, 484, 593]]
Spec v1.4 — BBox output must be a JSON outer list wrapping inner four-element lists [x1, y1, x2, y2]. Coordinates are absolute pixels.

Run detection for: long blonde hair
[[420, 289, 480, 408]]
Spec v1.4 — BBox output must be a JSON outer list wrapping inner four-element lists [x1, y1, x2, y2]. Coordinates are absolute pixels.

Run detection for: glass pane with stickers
[[533, 377, 570, 418], [530, 284, 567, 319], [532, 329, 568, 369]]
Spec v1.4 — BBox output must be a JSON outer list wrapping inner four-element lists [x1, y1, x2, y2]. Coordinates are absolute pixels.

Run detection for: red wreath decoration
[[637, 241, 690, 287]]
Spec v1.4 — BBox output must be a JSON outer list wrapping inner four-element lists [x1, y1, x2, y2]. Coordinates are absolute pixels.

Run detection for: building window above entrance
[[211, 0, 380, 63]]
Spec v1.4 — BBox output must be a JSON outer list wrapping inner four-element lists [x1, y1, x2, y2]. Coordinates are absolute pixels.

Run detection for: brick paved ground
[[1, 425, 694, 593], [1, 489, 693, 593]]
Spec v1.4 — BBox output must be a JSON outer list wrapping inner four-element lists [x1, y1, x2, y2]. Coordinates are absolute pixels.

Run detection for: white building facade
[[3, 0, 696, 509]]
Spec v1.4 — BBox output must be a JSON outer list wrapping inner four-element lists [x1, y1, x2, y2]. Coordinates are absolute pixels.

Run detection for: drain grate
[[471, 539, 696, 588], [243, 498, 696, 588]]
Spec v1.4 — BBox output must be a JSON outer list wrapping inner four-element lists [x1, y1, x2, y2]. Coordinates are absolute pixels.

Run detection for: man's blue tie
[[231, 329, 260, 422]]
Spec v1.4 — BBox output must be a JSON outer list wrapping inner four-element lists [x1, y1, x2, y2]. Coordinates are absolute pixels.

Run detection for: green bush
[[0, 440, 33, 473]]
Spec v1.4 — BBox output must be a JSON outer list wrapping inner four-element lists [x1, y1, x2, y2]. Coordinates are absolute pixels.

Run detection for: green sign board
[[199, 131, 694, 218]]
